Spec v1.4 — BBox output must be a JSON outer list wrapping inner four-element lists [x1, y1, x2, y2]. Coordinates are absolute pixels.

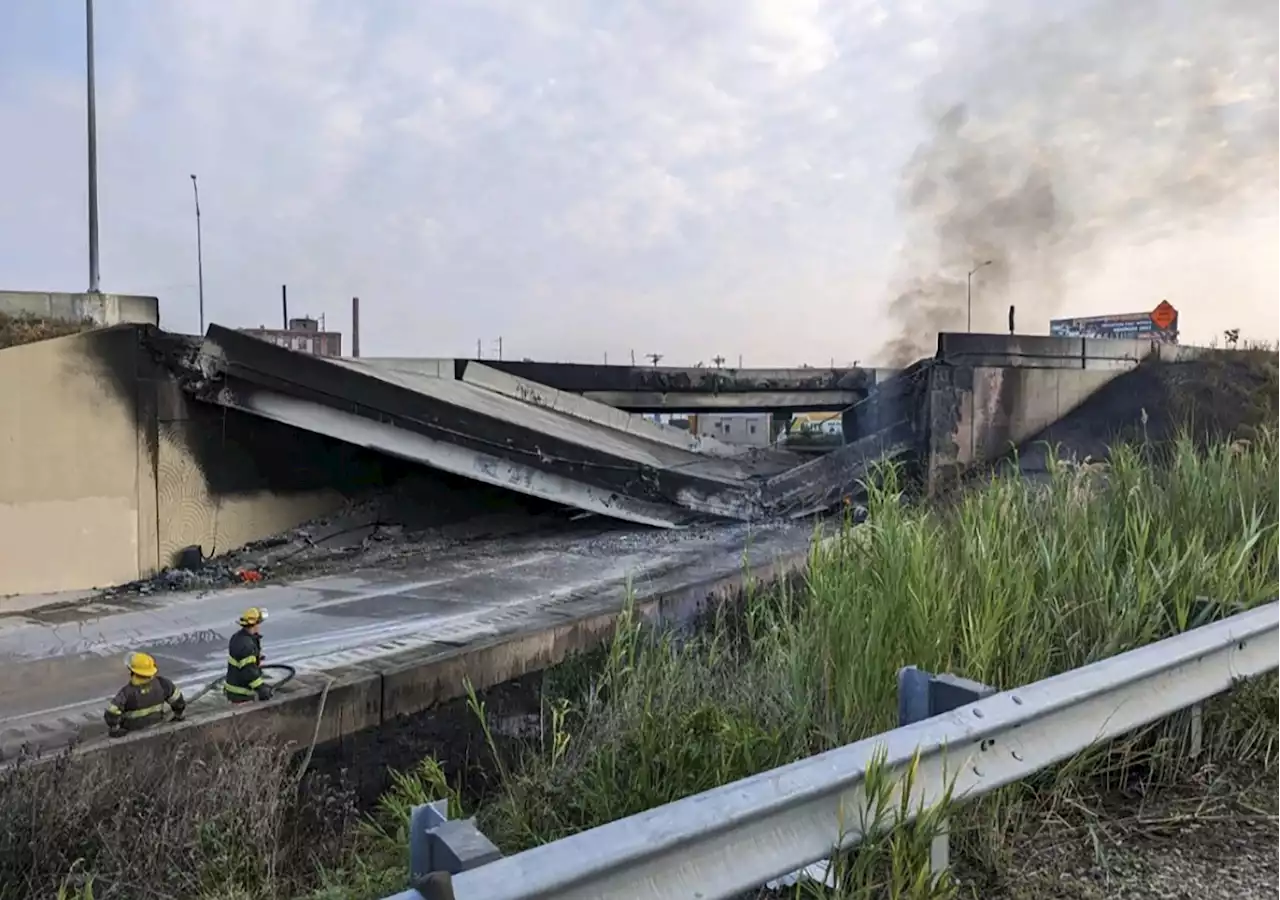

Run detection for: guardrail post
[[897, 666, 996, 879], [408, 800, 504, 899], [1188, 703, 1204, 759]]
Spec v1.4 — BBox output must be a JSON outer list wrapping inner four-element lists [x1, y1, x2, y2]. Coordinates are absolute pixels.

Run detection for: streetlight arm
[[965, 259, 994, 333]]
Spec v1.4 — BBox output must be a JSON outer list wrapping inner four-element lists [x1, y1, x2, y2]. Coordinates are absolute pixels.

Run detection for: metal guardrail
[[386, 601, 1279, 900]]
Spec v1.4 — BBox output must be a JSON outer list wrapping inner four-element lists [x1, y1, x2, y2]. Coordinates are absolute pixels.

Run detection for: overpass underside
[[183, 326, 911, 529]]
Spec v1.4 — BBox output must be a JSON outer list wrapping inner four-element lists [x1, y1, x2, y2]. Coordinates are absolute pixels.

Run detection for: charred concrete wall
[[0, 328, 157, 594], [153, 393, 356, 567], [925, 364, 1125, 492], [924, 334, 1208, 493], [0, 326, 402, 595]]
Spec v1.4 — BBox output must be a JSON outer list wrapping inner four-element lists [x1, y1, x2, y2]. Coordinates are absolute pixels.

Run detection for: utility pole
[[493, 336, 503, 361], [967, 260, 994, 332], [190, 175, 205, 333], [85, 0, 101, 293], [476, 338, 482, 359], [646, 352, 663, 366], [630, 350, 636, 366]]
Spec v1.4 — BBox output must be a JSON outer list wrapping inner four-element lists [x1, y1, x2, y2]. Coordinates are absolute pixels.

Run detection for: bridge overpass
[[365, 358, 899, 413], [0, 324, 1221, 770]]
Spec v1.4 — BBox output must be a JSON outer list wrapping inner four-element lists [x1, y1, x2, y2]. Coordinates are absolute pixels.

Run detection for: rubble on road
[[94, 474, 589, 601]]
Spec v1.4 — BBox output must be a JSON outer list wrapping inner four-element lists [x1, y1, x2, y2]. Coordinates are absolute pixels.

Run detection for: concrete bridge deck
[[0, 521, 814, 761]]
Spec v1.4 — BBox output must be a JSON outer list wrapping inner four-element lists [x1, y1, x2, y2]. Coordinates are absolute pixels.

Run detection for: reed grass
[[32, 426, 1280, 900], [355, 428, 1278, 899]]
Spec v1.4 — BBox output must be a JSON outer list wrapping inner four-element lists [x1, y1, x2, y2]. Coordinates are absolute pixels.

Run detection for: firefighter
[[225, 607, 274, 703], [103, 652, 187, 738]]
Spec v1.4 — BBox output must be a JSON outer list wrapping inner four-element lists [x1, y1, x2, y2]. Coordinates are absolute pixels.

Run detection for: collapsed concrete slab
[[191, 326, 800, 527], [350, 358, 782, 462], [455, 361, 764, 460], [761, 362, 935, 516], [761, 428, 914, 518]]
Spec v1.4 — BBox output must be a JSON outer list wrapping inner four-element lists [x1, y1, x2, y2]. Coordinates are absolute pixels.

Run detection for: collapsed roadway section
[[170, 325, 916, 528]]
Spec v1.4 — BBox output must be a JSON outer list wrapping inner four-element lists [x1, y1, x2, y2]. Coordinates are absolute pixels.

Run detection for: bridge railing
[[383, 601, 1278, 900]]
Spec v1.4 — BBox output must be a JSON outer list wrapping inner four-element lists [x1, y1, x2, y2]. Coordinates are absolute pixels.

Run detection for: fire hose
[[170, 662, 330, 782], [174, 660, 330, 783], [183, 662, 298, 706], [107, 664, 299, 738]]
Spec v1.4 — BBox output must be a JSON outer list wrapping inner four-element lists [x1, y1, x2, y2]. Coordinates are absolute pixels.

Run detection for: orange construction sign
[[1150, 300, 1178, 331]]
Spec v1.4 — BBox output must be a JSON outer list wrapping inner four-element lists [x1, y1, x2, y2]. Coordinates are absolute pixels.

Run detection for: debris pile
[[92, 475, 594, 601]]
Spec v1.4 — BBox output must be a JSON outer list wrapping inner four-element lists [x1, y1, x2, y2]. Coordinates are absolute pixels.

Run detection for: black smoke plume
[[881, 0, 1279, 365]]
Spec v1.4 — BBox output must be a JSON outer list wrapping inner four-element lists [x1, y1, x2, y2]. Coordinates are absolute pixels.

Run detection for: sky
[[0, 0, 1275, 365]]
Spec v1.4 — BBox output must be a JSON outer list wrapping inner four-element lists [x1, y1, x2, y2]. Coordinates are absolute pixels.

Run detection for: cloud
[[0, 0, 1274, 367]]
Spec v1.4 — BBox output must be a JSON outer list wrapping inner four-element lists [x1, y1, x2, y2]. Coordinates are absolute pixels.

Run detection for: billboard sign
[[1049, 301, 1179, 344]]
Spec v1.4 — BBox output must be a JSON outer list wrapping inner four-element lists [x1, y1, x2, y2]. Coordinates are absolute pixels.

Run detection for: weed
[[0, 313, 97, 350], [4, 424, 1275, 899], [462, 428, 1278, 894], [0, 738, 359, 900]]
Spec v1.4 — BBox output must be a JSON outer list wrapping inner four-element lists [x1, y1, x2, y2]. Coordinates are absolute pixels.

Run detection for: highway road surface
[[0, 521, 812, 759]]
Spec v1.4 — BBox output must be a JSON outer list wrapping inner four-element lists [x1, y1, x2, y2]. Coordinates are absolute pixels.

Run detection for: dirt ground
[[965, 768, 1279, 900]]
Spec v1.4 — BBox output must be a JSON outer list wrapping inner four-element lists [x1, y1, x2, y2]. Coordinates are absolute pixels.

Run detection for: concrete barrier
[[0, 290, 159, 328], [49, 664, 385, 776], [935, 331, 1204, 371]]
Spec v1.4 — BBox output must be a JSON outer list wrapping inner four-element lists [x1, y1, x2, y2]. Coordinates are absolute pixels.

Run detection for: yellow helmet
[[125, 651, 158, 679], [238, 607, 268, 627]]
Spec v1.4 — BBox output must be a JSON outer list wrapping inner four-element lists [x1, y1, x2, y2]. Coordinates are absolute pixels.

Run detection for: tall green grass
[[48, 426, 1259, 900], [357, 429, 1277, 899]]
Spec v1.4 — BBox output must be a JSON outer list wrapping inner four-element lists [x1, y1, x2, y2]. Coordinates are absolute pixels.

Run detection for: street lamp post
[[190, 175, 205, 334], [966, 260, 994, 332], [85, 0, 101, 293]]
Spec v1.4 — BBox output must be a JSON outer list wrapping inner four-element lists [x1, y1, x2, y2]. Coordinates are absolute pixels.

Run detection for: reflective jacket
[[104, 675, 186, 732], [225, 628, 268, 701]]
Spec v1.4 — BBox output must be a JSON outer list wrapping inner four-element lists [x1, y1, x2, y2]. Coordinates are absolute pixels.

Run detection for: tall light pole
[[190, 175, 205, 333], [966, 260, 993, 332], [86, 0, 101, 293]]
